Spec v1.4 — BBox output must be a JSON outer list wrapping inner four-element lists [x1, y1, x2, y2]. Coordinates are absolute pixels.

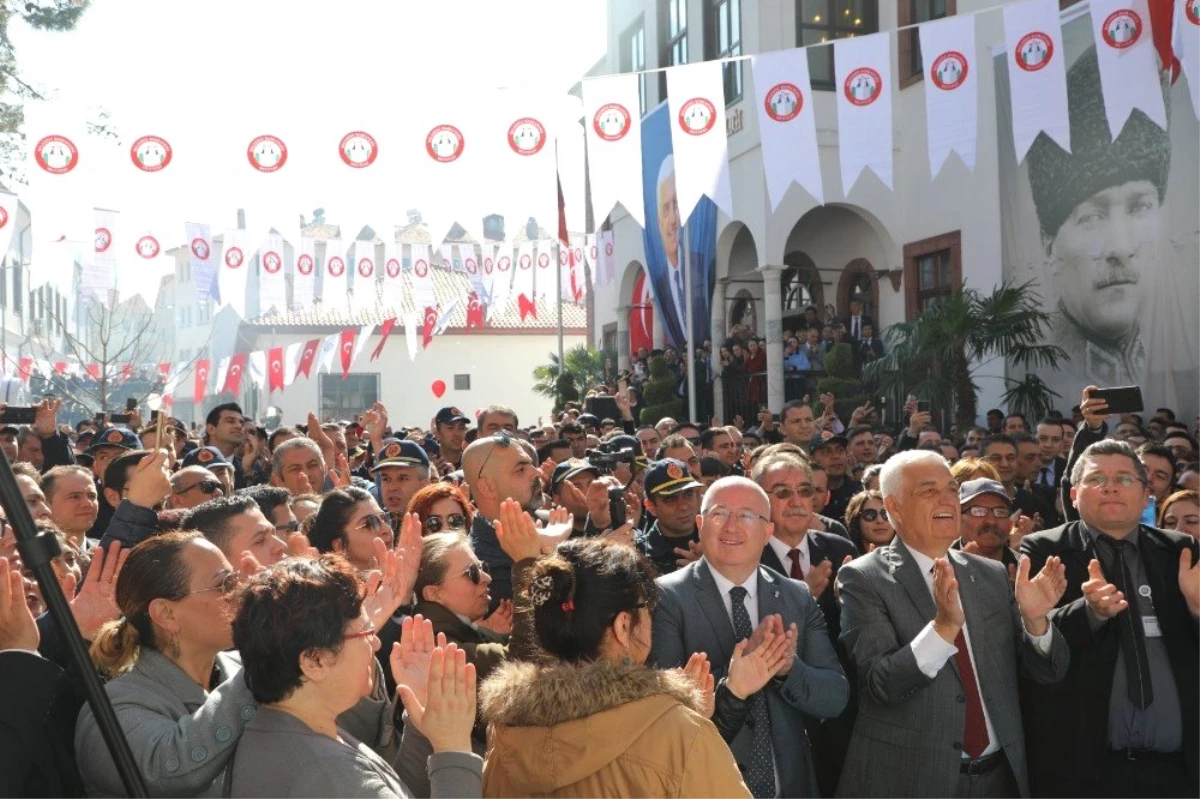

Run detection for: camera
[[584, 442, 638, 473]]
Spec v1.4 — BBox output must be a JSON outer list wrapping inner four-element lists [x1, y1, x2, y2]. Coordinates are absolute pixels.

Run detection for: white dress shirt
[[766, 534, 810, 578], [902, 541, 1052, 758]]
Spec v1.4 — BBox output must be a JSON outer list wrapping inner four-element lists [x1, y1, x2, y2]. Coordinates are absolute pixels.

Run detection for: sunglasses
[[424, 513, 467, 534], [769, 485, 816, 500], [475, 432, 512, 481], [176, 479, 222, 495], [183, 571, 239, 597], [859, 508, 889, 522], [457, 561, 489, 585], [275, 520, 301, 533], [354, 511, 394, 534]]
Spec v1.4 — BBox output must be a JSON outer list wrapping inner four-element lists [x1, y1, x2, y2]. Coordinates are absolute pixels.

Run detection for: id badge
[[1142, 616, 1162, 638]]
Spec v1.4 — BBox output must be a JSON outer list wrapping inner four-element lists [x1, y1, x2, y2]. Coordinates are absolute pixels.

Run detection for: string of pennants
[[20, 0, 1197, 260]]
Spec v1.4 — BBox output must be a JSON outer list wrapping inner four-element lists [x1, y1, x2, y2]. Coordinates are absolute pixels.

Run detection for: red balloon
[[431, 379, 446, 399]]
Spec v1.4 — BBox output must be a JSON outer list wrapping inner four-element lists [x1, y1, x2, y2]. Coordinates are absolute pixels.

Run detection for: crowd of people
[[0, 380, 1197, 798]]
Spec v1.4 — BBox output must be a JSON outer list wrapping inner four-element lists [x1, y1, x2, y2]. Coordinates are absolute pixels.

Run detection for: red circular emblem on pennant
[[385, 258, 401, 278], [604, 240, 614, 257], [930, 51, 969, 91], [483, 256, 494, 275], [130, 136, 172, 172], [327, 255, 346, 277], [191, 238, 210, 260], [297, 253, 315, 275], [339, 131, 378, 168], [508, 118, 546, 156], [0, 207, 8, 229], [262, 251, 282, 274], [537, 252, 550, 268], [843, 67, 883, 106], [593, 103, 631, 141], [95, 228, 113, 253], [35, 135, 79, 174], [498, 255, 511, 272], [1101, 10, 1141, 49], [357, 257, 374, 278], [247, 135, 288, 172], [573, 246, 583, 262], [558, 249, 568, 266], [519, 254, 532, 270], [426, 125, 465, 162], [1188, 0, 1200, 25], [414, 259, 429, 278], [465, 257, 477, 275], [678, 98, 717, 135], [224, 247, 244, 269], [136, 235, 161, 259], [1015, 32, 1054, 71], [590, 243, 599, 260], [764, 83, 803, 122]]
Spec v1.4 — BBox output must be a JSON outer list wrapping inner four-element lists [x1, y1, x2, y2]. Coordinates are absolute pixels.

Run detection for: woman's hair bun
[[528, 556, 575, 610]]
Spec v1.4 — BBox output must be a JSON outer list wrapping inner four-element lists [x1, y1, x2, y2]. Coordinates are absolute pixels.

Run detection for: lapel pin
[[969, 574, 976, 583], [773, 590, 780, 599]]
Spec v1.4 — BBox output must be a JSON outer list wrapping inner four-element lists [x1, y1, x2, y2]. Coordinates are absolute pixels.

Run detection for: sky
[[11, 0, 608, 243]]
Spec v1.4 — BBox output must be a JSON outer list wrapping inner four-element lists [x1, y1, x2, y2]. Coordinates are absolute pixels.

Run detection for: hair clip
[[561, 599, 575, 612]]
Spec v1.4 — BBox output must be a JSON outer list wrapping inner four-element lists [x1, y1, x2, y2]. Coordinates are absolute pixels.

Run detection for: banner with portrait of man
[[640, 101, 718, 351], [996, 7, 1199, 419]]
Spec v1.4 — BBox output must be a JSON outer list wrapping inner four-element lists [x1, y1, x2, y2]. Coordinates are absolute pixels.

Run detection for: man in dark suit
[[836, 450, 1070, 798], [1020, 438, 1199, 797], [841, 299, 874, 342], [650, 476, 849, 798]]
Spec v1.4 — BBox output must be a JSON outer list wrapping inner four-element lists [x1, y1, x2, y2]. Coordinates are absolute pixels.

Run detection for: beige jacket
[[480, 659, 750, 798]]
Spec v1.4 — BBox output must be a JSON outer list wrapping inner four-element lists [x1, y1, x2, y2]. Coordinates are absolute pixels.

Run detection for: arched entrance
[[782, 204, 891, 325]]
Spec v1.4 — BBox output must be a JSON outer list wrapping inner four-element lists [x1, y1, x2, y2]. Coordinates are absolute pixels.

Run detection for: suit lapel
[[693, 560, 737, 665], [887, 539, 938, 622], [1138, 526, 1176, 627], [807, 532, 827, 567], [757, 567, 784, 621]]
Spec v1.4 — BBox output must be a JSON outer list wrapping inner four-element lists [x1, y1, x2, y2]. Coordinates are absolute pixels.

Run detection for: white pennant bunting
[[351, 240, 378, 313], [413, 98, 486, 248], [284, 341, 303, 386], [410, 243, 436, 310], [534, 241, 556, 299], [1177, 0, 1200, 119], [259, 233, 287, 314], [293, 233, 317, 309], [218, 228, 253, 318], [834, 33, 894, 193], [584, 233, 598, 286], [919, 14, 979, 177], [1089, 0, 1167, 138], [513, 241, 536, 307], [403, 311, 420, 361], [751, 48, 824, 209], [480, 243, 497, 304], [458, 243, 484, 297], [86, 208, 119, 300], [582, 73, 645, 227], [23, 102, 91, 240], [666, 61, 734, 219], [495, 88, 558, 236], [186, 222, 216, 303], [489, 242, 514, 318], [322, 238, 348, 310], [599, 230, 616, 286], [1003, 0, 1071, 162], [382, 240, 404, 312]]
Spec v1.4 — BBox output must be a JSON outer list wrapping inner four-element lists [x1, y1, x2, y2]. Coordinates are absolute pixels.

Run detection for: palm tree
[[532, 344, 607, 411], [864, 280, 1067, 430]]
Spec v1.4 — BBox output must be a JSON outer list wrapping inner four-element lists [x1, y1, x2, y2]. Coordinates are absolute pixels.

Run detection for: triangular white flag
[[1176, 0, 1200, 119], [919, 14, 979, 177], [214, 357, 231, 394], [259, 233, 287, 314], [351, 240, 378, 314], [458, 244, 484, 297], [317, 333, 339, 374], [1003, 0, 1071, 162], [751, 48, 824, 209], [284, 341, 303, 386], [322, 238, 348, 310], [513, 241, 536, 307], [535, 241, 556, 299], [489, 242, 514, 317], [403, 311, 420, 361], [479, 243, 497, 304], [186, 222, 216, 303], [599, 231, 616, 286], [666, 61, 734, 219], [834, 33, 894, 193], [582, 73, 645, 227], [382, 240, 404, 312], [410, 243, 436, 310], [293, 233, 317, 310], [1089, 0, 1168, 138], [217, 229, 254, 318], [352, 324, 374, 363]]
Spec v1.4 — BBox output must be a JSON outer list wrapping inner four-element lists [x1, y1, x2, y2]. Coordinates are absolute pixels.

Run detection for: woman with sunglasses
[[310, 487, 394, 571], [406, 483, 473, 536], [845, 490, 894, 553]]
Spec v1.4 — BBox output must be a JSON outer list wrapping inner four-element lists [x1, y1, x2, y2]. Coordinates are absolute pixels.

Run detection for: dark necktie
[[1038, 467, 1051, 487], [787, 548, 804, 580], [729, 586, 776, 799], [852, 317, 860, 338], [1097, 535, 1154, 708]]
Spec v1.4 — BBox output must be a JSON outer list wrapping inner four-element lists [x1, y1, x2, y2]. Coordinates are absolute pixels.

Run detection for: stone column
[[758, 265, 785, 412], [711, 279, 727, 421], [616, 306, 631, 372]]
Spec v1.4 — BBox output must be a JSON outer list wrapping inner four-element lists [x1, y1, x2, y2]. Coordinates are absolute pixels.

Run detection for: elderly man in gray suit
[[835, 450, 1071, 798], [651, 476, 849, 798]]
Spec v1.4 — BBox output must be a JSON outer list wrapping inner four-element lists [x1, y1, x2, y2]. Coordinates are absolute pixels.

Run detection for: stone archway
[[782, 251, 824, 331], [837, 257, 880, 323]]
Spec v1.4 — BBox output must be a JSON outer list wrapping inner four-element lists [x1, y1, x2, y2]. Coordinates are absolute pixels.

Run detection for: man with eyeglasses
[[650, 475, 848, 799], [165, 466, 225, 510], [1020, 439, 1200, 797], [371, 439, 431, 525], [634, 459, 703, 577], [953, 478, 1019, 570], [239, 485, 300, 538]]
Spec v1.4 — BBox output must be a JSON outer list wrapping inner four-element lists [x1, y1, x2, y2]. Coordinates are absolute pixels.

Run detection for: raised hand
[[478, 598, 514, 635], [363, 534, 416, 632], [390, 614, 448, 709], [803, 559, 834, 599], [286, 531, 319, 560], [727, 629, 791, 699], [680, 652, 715, 717], [602, 520, 638, 547], [1009, 514, 1035, 551], [1179, 548, 1199, 619], [674, 539, 703, 569], [732, 415, 745, 431], [538, 457, 557, 490], [62, 541, 127, 640], [495, 498, 543, 562], [33, 398, 61, 438], [306, 412, 337, 467], [582, 480, 612, 529], [1080, 385, 1110, 430], [0, 557, 38, 651], [932, 558, 965, 643], [327, 453, 352, 490], [832, 554, 854, 601], [1014, 555, 1067, 636], [1081, 558, 1128, 620], [126, 449, 172, 509], [398, 645, 477, 754]]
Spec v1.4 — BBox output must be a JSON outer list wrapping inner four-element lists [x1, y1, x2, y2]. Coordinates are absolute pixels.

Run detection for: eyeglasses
[[176, 479, 222, 495], [859, 508, 889, 522], [275, 520, 300, 533], [475, 432, 511, 481], [684, 437, 701, 447], [354, 511, 394, 534], [768, 485, 816, 500], [965, 506, 1010, 519], [343, 623, 377, 641], [183, 572, 239, 597], [456, 561, 489, 585], [1080, 473, 1145, 489], [424, 513, 467, 534], [704, 507, 770, 526]]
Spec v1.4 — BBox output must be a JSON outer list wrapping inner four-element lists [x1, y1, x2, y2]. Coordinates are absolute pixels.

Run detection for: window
[[454, 374, 471, 391], [707, 0, 743, 104], [620, 17, 648, 115], [903, 231, 962, 319], [781, 253, 825, 317], [659, 0, 688, 100], [320, 373, 379, 421], [797, 0, 879, 89], [899, 0, 953, 88]]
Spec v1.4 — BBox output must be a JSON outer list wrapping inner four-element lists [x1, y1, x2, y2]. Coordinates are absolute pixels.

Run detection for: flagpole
[[683, 222, 696, 423], [554, 240, 564, 371]]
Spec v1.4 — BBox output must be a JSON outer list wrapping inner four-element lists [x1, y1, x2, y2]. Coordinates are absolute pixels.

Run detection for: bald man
[[166, 466, 225, 510]]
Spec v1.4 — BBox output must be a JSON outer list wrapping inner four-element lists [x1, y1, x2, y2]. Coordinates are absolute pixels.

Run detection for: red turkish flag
[[466, 292, 485, 330], [370, 318, 396, 361], [422, 306, 438, 349], [222, 353, 248, 396], [120, 364, 133, 382], [268, 347, 286, 392], [517, 293, 537, 321], [339, 328, 357, 378], [557, 174, 569, 245], [157, 362, 170, 381], [295, 338, 321, 379], [54, 361, 67, 375], [17, 357, 32, 385], [1149, 0, 1181, 82], [86, 364, 100, 380], [193, 359, 210, 404]]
